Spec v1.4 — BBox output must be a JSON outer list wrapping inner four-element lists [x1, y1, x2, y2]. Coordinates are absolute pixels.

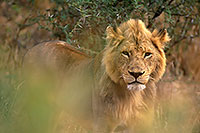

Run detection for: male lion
[[24, 19, 170, 133]]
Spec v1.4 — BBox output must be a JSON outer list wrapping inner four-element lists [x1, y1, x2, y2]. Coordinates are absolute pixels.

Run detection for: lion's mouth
[[127, 81, 146, 91], [128, 81, 143, 85]]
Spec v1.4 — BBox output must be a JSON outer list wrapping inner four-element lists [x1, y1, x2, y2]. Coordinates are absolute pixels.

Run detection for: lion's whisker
[[149, 76, 156, 81]]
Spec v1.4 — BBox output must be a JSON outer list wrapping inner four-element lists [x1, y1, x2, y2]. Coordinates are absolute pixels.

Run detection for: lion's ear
[[106, 26, 118, 40], [152, 29, 170, 49], [106, 26, 124, 46]]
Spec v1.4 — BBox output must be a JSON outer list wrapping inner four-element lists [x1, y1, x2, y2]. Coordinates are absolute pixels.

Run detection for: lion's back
[[23, 40, 90, 72]]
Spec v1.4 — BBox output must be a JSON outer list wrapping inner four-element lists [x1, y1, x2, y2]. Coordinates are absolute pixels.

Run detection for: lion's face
[[117, 41, 157, 91], [103, 19, 170, 91]]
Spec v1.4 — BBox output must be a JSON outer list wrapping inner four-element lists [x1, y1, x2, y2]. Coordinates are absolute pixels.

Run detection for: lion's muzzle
[[122, 70, 149, 91]]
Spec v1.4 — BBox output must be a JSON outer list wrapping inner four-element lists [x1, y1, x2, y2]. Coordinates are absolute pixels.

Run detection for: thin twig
[[147, 0, 174, 28]]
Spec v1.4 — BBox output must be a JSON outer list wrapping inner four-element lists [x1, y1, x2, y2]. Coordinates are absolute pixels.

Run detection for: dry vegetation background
[[0, 0, 200, 133]]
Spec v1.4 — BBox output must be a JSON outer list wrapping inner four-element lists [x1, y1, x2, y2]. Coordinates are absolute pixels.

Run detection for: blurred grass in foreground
[[0, 52, 199, 133]]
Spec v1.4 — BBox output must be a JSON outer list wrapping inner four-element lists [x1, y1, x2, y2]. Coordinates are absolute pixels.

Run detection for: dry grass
[[179, 38, 200, 81]]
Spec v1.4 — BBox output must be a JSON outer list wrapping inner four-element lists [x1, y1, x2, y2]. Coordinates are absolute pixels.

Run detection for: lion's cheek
[[104, 62, 122, 83], [150, 58, 166, 81]]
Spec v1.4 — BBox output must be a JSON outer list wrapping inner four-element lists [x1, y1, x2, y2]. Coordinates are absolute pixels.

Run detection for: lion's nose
[[128, 71, 145, 79]]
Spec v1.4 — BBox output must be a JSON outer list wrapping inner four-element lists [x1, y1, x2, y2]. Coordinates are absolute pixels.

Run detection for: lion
[[23, 19, 170, 132]]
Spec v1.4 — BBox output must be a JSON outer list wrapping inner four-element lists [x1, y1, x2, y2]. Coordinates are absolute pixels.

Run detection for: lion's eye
[[144, 52, 152, 58], [121, 51, 130, 58]]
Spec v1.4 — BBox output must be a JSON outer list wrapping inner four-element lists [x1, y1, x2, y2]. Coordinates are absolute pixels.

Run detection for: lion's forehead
[[121, 41, 154, 53]]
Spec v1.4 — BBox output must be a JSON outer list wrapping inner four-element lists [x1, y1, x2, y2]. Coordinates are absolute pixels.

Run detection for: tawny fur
[[24, 19, 170, 132]]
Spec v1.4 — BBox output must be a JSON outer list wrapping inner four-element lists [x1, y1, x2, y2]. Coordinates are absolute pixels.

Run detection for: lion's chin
[[127, 83, 146, 91]]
